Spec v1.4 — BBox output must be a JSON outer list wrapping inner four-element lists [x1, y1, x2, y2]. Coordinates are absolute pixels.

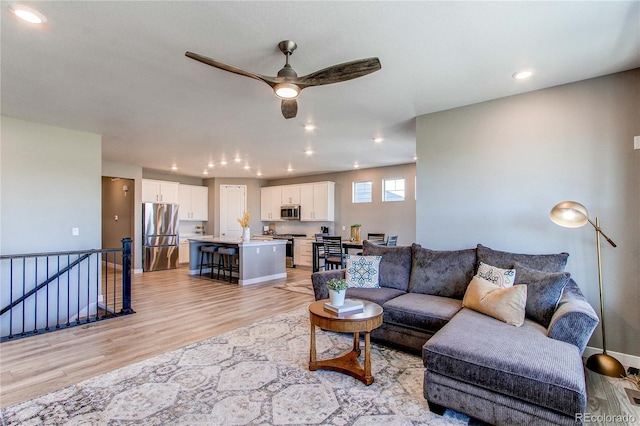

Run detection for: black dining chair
[[323, 236, 345, 270], [315, 233, 328, 269], [386, 235, 398, 246]]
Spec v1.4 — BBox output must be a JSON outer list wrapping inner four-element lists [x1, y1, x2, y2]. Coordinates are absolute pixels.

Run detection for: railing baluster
[[21, 258, 26, 336], [34, 257, 38, 334], [9, 259, 14, 339], [56, 256, 61, 329], [45, 256, 50, 331], [66, 254, 71, 327]]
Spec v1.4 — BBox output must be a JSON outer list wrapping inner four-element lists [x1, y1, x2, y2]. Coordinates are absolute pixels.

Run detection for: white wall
[[1, 116, 102, 253], [416, 69, 640, 357]]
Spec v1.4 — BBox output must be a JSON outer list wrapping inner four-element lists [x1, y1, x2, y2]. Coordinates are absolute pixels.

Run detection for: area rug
[[0, 306, 466, 425], [273, 279, 315, 296]]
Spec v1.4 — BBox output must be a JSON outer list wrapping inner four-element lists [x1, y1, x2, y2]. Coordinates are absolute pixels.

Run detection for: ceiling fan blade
[[295, 58, 381, 88], [185, 51, 277, 88], [281, 99, 298, 119]]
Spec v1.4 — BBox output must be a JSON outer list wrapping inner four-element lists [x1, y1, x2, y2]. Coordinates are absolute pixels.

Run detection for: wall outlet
[[272, 246, 276, 252], [72, 227, 79, 236], [342, 225, 346, 231], [256, 247, 260, 254]]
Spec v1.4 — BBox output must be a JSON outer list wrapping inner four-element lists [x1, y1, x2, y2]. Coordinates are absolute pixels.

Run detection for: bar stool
[[199, 245, 218, 279], [217, 247, 239, 283]]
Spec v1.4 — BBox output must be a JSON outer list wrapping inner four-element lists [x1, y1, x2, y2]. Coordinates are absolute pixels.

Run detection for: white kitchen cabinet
[[179, 241, 189, 264], [281, 185, 300, 205], [260, 186, 283, 221], [294, 238, 313, 267], [300, 182, 335, 221], [179, 184, 208, 221], [142, 179, 180, 203]]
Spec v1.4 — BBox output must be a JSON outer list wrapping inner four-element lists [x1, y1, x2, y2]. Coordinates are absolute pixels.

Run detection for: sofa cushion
[[514, 262, 571, 327], [382, 293, 462, 333], [477, 262, 516, 288], [462, 275, 527, 326], [477, 244, 569, 273], [423, 308, 587, 417], [345, 287, 406, 306], [345, 255, 382, 288], [362, 240, 412, 291], [409, 244, 476, 299]]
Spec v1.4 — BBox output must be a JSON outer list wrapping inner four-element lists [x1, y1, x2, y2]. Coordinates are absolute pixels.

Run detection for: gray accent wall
[[1, 116, 102, 254], [416, 69, 640, 357]]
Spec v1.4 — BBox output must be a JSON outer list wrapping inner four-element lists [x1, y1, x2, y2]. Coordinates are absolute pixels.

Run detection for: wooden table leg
[[353, 332, 361, 355], [309, 321, 317, 370], [363, 331, 373, 384]]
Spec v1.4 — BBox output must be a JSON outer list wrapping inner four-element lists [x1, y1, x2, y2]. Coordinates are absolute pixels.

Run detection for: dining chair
[[323, 236, 345, 270], [315, 233, 328, 269], [386, 235, 398, 247]]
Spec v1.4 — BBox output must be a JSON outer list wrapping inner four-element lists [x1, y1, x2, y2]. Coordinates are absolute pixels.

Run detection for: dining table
[[312, 240, 386, 272]]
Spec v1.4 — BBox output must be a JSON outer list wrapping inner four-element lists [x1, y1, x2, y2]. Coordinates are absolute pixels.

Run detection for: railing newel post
[[120, 238, 135, 315]]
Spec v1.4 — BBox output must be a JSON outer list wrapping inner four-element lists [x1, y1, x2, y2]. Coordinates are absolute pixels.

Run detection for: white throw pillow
[[477, 261, 516, 288], [345, 255, 382, 288]]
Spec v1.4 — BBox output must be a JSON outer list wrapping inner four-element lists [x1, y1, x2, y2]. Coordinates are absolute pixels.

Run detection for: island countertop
[[187, 236, 288, 247]]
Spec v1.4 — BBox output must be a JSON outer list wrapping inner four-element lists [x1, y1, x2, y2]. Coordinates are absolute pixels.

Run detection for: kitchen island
[[187, 237, 287, 285]]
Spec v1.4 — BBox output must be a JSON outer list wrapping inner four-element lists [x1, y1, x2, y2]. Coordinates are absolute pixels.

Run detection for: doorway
[[220, 185, 247, 238], [102, 177, 135, 264]]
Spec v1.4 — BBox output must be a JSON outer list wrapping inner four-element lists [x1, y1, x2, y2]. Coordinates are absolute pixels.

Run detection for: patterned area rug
[[273, 279, 315, 296], [1, 307, 466, 425]]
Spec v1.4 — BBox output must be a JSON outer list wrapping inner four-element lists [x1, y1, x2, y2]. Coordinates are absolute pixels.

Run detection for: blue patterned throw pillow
[[345, 255, 382, 288], [477, 262, 516, 288]]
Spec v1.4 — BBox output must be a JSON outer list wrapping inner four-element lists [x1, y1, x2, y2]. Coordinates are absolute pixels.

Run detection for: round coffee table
[[308, 299, 383, 385]]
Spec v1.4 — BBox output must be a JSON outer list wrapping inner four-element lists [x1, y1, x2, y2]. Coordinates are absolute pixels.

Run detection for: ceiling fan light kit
[[185, 40, 381, 119]]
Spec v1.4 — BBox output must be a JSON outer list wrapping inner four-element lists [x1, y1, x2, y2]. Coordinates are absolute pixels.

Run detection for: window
[[383, 178, 405, 202], [352, 181, 372, 203]]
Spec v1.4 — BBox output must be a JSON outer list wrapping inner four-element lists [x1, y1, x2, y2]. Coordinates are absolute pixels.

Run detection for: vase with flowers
[[237, 211, 251, 241]]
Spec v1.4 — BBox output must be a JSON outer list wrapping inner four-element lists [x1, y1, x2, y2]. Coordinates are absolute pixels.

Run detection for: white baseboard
[[584, 346, 640, 370], [239, 273, 287, 286], [133, 268, 143, 274]]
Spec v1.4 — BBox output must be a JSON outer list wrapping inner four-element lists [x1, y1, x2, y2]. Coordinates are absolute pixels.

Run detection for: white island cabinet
[[179, 184, 208, 221], [300, 182, 335, 221], [142, 179, 179, 203]]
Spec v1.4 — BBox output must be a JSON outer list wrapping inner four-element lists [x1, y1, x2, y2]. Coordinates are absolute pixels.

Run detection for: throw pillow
[[409, 244, 477, 299], [513, 262, 570, 328], [462, 275, 527, 327], [345, 255, 382, 288], [477, 244, 569, 273], [477, 262, 516, 288], [362, 240, 412, 291]]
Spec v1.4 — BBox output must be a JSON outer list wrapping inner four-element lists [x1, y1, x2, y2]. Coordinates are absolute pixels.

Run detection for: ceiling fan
[[185, 40, 381, 119]]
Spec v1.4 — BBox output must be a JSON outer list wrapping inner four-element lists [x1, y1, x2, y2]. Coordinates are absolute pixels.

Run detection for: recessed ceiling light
[[220, 160, 228, 166], [413, 155, 418, 161], [171, 165, 178, 171], [203, 170, 209, 175], [256, 171, 263, 177], [243, 165, 250, 170], [305, 149, 314, 155], [373, 137, 384, 143], [234, 157, 242, 163], [9, 5, 47, 24], [207, 162, 215, 168], [512, 71, 533, 80], [303, 124, 316, 131], [287, 166, 293, 173], [353, 162, 360, 169]]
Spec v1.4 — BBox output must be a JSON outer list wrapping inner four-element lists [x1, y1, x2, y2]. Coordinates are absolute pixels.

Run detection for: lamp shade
[[274, 83, 300, 99], [550, 201, 589, 228]]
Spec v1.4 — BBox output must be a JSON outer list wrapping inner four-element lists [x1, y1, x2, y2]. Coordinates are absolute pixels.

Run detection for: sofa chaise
[[311, 241, 599, 425]]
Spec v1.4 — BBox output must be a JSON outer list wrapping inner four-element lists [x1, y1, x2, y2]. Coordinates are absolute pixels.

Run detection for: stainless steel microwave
[[280, 205, 300, 220]]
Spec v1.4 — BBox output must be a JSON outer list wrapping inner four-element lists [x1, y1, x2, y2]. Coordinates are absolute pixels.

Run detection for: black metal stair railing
[[0, 238, 134, 342]]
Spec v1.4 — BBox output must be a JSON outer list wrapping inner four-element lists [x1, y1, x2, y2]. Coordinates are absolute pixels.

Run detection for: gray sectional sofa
[[311, 241, 599, 425]]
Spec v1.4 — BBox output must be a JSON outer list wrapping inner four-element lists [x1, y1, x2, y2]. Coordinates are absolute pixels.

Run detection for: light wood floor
[[0, 266, 315, 408]]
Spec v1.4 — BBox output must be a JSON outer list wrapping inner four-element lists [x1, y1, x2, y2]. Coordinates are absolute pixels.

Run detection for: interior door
[[220, 185, 247, 238]]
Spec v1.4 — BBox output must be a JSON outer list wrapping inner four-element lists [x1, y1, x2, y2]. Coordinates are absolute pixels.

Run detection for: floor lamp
[[549, 201, 626, 378]]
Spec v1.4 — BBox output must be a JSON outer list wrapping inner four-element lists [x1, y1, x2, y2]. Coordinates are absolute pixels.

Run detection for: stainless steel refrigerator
[[142, 202, 179, 272]]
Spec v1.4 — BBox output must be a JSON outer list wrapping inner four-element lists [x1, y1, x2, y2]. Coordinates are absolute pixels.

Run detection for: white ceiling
[[2, 1, 639, 179]]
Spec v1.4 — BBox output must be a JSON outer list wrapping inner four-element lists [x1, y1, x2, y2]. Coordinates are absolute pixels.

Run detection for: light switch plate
[[72, 227, 79, 236], [634, 136, 640, 150]]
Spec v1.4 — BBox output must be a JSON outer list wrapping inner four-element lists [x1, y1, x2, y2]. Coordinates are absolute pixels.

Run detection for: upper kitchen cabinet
[[281, 185, 300, 205], [142, 179, 179, 204], [179, 184, 208, 221], [261, 186, 283, 221], [300, 182, 335, 221]]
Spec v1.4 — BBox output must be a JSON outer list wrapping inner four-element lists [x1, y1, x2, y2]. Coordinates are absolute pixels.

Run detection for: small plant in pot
[[326, 278, 348, 306]]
